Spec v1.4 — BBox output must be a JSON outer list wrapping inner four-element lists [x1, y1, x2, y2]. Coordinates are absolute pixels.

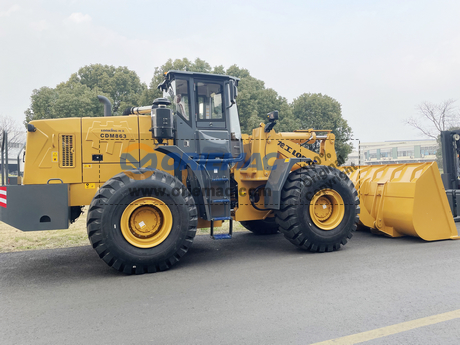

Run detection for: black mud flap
[[0, 184, 70, 231]]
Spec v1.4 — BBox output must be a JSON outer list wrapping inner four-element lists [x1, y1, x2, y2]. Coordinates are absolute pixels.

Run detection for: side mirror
[[229, 80, 238, 105], [267, 110, 279, 122], [264, 110, 279, 133]]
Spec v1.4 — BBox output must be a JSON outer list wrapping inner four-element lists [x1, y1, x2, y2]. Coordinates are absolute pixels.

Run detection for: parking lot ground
[[2, 229, 460, 344]]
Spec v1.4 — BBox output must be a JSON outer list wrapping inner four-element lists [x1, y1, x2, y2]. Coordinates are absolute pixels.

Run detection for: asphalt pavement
[[2, 229, 460, 344]]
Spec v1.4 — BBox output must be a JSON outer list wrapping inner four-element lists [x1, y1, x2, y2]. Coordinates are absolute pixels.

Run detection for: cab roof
[[159, 70, 239, 90]]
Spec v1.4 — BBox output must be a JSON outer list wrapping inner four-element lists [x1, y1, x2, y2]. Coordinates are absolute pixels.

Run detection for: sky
[[0, 0, 459, 142]]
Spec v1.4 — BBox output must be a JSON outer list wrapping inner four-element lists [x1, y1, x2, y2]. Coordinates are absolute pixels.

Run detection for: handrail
[[202, 165, 213, 220], [17, 143, 25, 177], [47, 178, 64, 184], [1, 131, 4, 185], [194, 152, 246, 164], [1, 130, 7, 186], [5, 131, 8, 184]]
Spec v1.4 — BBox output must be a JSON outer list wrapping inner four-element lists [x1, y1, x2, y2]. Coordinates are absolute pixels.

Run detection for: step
[[212, 234, 232, 240], [213, 216, 232, 221], [211, 178, 229, 182], [210, 199, 230, 203]]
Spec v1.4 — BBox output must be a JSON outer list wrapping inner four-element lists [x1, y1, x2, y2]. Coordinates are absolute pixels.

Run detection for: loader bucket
[[341, 162, 458, 241]]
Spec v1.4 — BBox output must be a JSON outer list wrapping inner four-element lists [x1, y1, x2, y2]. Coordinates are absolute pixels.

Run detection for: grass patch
[[0, 208, 249, 253], [0, 211, 89, 253]]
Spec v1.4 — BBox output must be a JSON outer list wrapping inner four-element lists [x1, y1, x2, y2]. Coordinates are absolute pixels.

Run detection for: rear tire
[[87, 169, 197, 274], [240, 218, 279, 235], [275, 165, 359, 252]]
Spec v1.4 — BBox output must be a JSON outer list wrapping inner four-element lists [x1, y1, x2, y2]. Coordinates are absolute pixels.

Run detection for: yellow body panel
[[82, 164, 123, 184], [24, 115, 184, 207], [233, 169, 273, 221], [233, 123, 339, 221], [81, 117, 138, 164], [69, 183, 103, 206], [197, 219, 223, 229], [342, 163, 458, 241], [23, 118, 82, 185]]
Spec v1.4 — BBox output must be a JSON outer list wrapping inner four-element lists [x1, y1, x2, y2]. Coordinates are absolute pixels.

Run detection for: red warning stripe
[[0, 186, 6, 208]]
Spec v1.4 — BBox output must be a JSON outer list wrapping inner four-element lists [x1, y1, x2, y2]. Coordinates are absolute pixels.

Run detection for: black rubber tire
[[86, 169, 197, 274], [274, 165, 359, 252], [240, 218, 279, 235]]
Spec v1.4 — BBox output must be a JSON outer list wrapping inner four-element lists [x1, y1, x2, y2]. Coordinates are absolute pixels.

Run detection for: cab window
[[164, 79, 190, 121], [196, 82, 223, 120]]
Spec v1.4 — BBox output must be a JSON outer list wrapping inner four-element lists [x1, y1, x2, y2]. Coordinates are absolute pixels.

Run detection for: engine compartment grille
[[60, 134, 74, 167]]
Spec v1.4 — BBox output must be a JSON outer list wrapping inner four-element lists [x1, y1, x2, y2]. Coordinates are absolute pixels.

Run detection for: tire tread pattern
[[87, 169, 197, 275], [275, 166, 359, 253]]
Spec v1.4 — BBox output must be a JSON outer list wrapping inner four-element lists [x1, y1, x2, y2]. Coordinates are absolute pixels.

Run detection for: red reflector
[[0, 186, 7, 208]]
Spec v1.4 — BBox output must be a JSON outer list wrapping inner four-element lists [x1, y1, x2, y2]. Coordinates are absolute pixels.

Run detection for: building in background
[[0, 132, 26, 176], [344, 139, 437, 166]]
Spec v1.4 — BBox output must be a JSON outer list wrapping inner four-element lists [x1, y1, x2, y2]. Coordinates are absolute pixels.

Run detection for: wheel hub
[[309, 190, 345, 230], [129, 205, 163, 239], [120, 197, 173, 248], [313, 196, 333, 221]]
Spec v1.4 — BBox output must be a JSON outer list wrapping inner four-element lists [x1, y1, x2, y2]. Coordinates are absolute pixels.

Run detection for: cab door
[[195, 80, 231, 158]]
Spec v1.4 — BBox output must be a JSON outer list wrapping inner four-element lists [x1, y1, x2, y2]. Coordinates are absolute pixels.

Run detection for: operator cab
[[158, 71, 242, 159]]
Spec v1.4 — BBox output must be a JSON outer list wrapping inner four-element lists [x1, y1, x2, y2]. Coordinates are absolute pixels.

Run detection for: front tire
[[87, 169, 197, 274], [275, 165, 359, 252]]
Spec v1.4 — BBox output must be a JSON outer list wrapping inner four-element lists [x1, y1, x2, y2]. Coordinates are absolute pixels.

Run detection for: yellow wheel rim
[[121, 197, 173, 248], [309, 190, 345, 230]]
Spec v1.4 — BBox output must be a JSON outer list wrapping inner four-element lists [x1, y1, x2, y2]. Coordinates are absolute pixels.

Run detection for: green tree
[[140, 59, 185, 105], [24, 87, 58, 122], [25, 58, 354, 162], [256, 88, 294, 132], [291, 93, 353, 162], [225, 65, 265, 133], [213, 65, 225, 75], [72, 64, 146, 114], [224, 65, 294, 133], [25, 64, 147, 122], [24, 83, 105, 123]]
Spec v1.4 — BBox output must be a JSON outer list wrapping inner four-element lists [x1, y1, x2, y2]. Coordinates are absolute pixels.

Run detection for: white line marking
[[311, 309, 460, 345]]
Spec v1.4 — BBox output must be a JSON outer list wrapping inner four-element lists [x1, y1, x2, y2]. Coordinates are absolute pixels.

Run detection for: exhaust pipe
[[97, 95, 112, 116]]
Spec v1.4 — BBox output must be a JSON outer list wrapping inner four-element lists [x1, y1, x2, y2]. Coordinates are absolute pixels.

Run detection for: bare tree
[[0, 115, 25, 147], [405, 99, 459, 139]]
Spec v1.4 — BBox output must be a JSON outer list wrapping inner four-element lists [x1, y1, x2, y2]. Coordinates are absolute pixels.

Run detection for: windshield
[[163, 79, 190, 121]]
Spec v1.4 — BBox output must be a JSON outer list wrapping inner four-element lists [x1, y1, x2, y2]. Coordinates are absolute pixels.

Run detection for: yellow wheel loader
[[0, 71, 456, 274]]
